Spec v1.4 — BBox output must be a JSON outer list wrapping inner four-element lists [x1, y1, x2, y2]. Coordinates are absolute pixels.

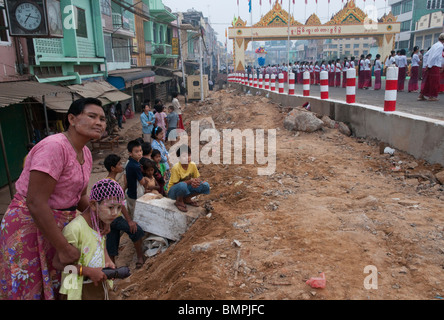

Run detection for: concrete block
[[133, 193, 206, 241]]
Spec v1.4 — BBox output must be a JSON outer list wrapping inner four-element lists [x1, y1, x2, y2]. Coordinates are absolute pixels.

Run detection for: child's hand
[[191, 178, 201, 189], [128, 221, 138, 234], [105, 260, 116, 269], [83, 267, 107, 286]]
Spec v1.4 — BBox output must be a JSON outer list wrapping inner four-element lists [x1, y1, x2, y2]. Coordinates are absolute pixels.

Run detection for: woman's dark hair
[[151, 149, 161, 159], [154, 104, 164, 113], [400, 49, 406, 56], [151, 126, 163, 140], [65, 97, 102, 129], [176, 145, 191, 157], [172, 92, 179, 98]]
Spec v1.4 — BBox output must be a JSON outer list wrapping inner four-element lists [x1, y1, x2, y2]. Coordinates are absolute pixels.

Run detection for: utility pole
[[199, 27, 204, 101], [287, 0, 291, 68], [177, 13, 187, 104]]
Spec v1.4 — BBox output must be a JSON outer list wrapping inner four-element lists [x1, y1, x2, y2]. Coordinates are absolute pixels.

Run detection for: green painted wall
[[0, 104, 28, 187], [32, 0, 105, 83]]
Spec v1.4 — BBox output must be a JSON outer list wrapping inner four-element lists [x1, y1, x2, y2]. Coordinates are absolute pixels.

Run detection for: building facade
[[389, 0, 444, 52], [412, 10, 444, 50], [30, 0, 106, 84]]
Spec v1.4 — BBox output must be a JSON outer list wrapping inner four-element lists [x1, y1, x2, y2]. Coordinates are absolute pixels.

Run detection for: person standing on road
[[374, 54, 383, 90], [364, 54, 372, 89], [342, 57, 349, 88], [358, 55, 365, 89], [418, 33, 444, 101], [384, 50, 396, 76], [335, 59, 342, 88], [408, 46, 421, 93], [397, 49, 408, 92], [172, 92, 185, 131], [115, 101, 123, 129], [140, 102, 155, 143]]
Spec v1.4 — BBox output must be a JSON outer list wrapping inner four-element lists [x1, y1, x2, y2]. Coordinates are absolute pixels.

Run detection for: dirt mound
[[109, 90, 444, 300]]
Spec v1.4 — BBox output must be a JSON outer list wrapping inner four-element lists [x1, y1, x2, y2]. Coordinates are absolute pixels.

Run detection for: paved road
[[248, 78, 444, 121]]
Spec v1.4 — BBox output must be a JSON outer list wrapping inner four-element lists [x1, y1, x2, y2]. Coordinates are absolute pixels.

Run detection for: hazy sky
[[163, 0, 392, 51]]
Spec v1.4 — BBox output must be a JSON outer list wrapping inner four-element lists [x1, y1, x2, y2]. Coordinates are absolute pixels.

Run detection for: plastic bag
[[306, 272, 326, 289]]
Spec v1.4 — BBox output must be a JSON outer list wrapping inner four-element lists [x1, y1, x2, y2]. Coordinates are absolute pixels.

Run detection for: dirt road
[[108, 89, 444, 300]]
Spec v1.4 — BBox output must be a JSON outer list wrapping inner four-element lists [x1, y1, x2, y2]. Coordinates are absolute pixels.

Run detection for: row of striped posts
[[227, 67, 400, 112]]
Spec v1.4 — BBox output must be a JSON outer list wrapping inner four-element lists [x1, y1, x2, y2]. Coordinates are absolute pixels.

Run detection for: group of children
[[59, 136, 210, 300]]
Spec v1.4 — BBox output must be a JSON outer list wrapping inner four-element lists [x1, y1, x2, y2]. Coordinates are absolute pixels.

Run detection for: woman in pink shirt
[[397, 49, 408, 92], [0, 98, 106, 300], [154, 105, 167, 141]]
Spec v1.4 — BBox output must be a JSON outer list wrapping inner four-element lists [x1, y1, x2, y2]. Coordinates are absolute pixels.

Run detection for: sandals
[[184, 200, 199, 207]]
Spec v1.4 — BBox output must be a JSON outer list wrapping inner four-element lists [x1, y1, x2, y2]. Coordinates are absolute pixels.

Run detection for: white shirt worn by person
[[374, 60, 383, 71], [411, 54, 420, 67], [364, 59, 371, 71], [426, 41, 444, 68], [397, 55, 408, 68], [172, 98, 182, 115], [336, 63, 342, 72]]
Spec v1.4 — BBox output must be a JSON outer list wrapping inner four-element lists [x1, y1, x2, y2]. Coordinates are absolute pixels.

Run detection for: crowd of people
[[0, 93, 210, 300], [247, 33, 444, 101]]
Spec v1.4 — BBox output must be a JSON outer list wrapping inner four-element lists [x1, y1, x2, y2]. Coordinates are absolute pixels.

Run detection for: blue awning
[[107, 70, 156, 90]]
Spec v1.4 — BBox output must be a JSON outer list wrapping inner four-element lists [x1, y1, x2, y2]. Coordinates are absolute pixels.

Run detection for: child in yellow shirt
[[167, 145, 210, 212]]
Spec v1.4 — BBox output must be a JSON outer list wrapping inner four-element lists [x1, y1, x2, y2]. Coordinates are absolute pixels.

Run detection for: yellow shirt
[[60, 215, 111, 300], [167, 162, 200, 192]]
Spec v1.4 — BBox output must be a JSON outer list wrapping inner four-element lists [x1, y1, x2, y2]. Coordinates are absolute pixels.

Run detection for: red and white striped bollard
[[270, 74, 276, 92], [265, 74, 270, 90], [303, 71, 310, 96], [384, 66, 398, 112], [320, 71, 329, 99], [288, 72, 295, 95], [278, 73, 284, 94], [259, 74, 263, 89], [346, 68, 356, 104]]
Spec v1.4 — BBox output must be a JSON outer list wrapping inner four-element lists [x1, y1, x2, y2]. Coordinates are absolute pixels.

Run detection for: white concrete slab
[[133, 193, 206, 241]]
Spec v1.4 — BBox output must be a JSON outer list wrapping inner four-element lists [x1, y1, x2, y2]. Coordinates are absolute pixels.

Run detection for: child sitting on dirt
[[60, 178, 124, 300], [150, 149, 166, 196], [167, 145, 210, 212], [103, 154, 146, 269], [140, 157, 162, 196]]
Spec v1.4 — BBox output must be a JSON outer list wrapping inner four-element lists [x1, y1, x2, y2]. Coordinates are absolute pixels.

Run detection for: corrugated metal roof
[[107, 70, 156, 82], [33, 92, 82, 113], [69, 80, 132, 104], [154, 75, 173, 84], [0, 81, 74, 108]]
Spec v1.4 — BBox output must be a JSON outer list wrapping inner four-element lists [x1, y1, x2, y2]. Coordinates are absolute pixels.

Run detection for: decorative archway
[[228, 0, 399, 72]]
